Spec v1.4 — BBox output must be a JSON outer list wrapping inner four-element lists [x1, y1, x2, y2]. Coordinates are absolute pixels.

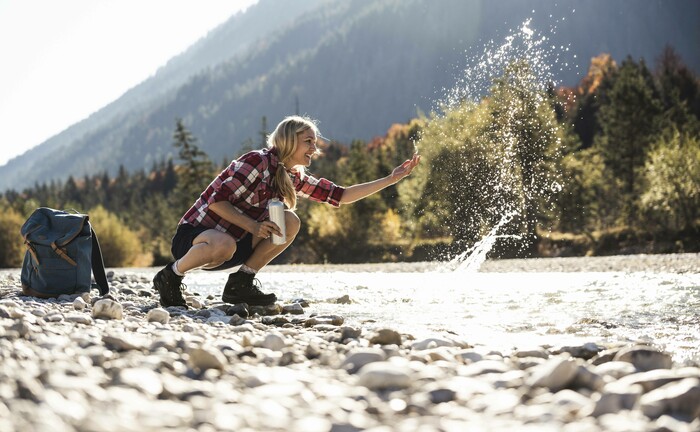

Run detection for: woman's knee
[[205, 232, 237, 261], [285, 211, 301, 238]]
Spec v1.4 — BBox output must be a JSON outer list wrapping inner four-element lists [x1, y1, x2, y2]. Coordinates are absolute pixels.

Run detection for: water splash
[[445, 212, 521, 273], [441, 18, 558, 108], [418, 18, 567, 270]]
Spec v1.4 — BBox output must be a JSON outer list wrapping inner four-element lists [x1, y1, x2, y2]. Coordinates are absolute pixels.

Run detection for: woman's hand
[[339, 153, 421, 204], [252, 220, 282, 239], [390, 153, 421, 183]]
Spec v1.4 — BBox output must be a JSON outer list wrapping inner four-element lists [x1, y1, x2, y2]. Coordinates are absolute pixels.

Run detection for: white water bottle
[[268, 198, 286, 245]]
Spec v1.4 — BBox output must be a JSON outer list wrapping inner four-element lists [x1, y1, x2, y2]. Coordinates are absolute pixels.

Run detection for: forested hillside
[[2, 44, 697, 267], [1, 0, 698, 191]]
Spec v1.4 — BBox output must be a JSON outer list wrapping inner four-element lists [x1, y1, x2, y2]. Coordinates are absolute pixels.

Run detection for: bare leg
[[175, 229, 237, 272], [244, 210, 301, 271]]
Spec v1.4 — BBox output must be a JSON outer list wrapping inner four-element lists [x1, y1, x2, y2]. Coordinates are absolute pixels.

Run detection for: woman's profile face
[[287, 128, 318, 168]]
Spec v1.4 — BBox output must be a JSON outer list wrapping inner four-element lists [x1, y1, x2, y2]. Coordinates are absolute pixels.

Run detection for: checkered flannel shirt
[[180, 148, 345, 240]]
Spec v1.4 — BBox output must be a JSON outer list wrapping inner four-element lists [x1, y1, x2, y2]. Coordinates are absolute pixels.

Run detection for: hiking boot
[[153, 263, 188, 308], [222, 271, 277, 306]]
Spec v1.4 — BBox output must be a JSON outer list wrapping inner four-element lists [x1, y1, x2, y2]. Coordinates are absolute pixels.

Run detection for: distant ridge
[[1, 0, 698, 191]]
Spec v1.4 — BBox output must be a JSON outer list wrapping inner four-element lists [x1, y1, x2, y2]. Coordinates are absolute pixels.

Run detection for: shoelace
[[248, 278, 266, 295], [167, 278, 188, 301]]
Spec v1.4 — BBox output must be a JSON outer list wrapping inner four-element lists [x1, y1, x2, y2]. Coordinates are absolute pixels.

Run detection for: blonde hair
[[267, 115, 320, 210]]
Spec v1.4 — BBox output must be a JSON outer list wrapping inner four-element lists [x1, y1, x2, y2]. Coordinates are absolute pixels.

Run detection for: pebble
[[342, 348, 386, 374], [73, 297, 87, 311], [357, 361, 412, 390], [92, 299, 123, 320], [146, 308, 170, 324], [0, 270, 699, 431], [527, 357, 579, 392], [368, 328, 402, 346], [188, 346, 227, 371]]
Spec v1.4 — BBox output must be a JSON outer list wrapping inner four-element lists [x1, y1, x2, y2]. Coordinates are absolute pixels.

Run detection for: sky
[[0, 0, 258, 167]]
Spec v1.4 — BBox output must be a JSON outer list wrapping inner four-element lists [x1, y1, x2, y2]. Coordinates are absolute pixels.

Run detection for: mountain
[[2, 0, 698, 191]]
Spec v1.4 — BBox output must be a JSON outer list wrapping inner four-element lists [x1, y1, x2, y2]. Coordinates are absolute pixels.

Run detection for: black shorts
[[171, 224, 254, 271]]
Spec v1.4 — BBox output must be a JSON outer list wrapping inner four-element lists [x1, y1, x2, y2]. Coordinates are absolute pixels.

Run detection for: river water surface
[[178, 256, 700, 365]]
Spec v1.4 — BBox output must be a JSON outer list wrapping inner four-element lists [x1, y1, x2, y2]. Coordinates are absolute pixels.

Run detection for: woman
[[153, 115, 420, 308]]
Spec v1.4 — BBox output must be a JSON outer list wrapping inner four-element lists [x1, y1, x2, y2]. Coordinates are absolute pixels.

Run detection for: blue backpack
[[20, 207, 109, 298]]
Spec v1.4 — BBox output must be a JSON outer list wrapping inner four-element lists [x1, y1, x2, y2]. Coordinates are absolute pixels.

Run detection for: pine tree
[[172, 119, 214, 213], [595, 57, 664, 225]]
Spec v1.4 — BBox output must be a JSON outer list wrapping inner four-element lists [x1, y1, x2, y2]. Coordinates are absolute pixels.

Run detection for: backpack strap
[[90, 228, 109, 296]]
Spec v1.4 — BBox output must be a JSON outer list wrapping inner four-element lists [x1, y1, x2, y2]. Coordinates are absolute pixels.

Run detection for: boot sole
[[221, 295, 276, 306]]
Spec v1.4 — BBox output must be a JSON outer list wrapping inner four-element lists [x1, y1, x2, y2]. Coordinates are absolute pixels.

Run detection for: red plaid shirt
[[180, 148, 345, 240]]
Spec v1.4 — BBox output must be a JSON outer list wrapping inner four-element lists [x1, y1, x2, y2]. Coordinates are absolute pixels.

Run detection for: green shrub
[[0, 208, 26, 268], [88, 206, 144, 267]]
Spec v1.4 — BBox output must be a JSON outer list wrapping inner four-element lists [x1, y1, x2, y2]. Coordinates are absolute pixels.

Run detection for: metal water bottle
[[268, 198, 286, 245]]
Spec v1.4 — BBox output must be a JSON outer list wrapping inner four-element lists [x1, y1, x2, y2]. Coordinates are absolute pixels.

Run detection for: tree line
[[1, 46, 698, 268]]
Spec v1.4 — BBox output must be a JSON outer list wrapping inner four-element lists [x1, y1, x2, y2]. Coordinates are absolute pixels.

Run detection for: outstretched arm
[[339, 153, 420, 204]]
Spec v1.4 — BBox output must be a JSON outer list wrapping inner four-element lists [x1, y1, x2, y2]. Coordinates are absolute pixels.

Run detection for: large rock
[[527, 357, 578, 392], [585, 383, 643, 417], [615, 367, 700, 393], [613, 345, 672, 371], [593, 361, 637, 380], [640, 378, 700, 420]]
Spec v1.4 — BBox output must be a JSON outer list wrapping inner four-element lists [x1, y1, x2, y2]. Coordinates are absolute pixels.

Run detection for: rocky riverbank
[[0, 265, 699, 431]]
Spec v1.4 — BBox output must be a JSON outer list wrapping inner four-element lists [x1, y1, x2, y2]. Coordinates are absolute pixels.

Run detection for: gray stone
[[332, 294, 353, 304], [342, 348, 386, 374], [572, 364, 605, 391], [73, 297, 87, 311], [187, 296, 204, 309], [249, 303, 282, 316], [16, 376, 45, 402], [146, 308, 170, 324], [613, 345, 672, 371], [261, 315, 289, 326], [512, 348, 549, 359], [64, 314, 94, 325], [615, 367, 700, 393], [303, 315, 344, 327], [527, 357, 578, 392], [188, 346, 227, 371], [593, 361, 637, 379], [586, 382, 643, 417], [590, 348, 621, 366], [282, 303, 304, 315], [640, 378, 700, 420], [261, 332, 286, 351], [117, 368, 163, 396], [551, 389, 593, 414], [461, 360, 511, 376], [357, 361, 412, 390], [455, 349, 484, 364], [552, 342, 603, 360], [411, 337, 454, 351], [368, 328, 402, 346], [340, 326, 362, 341], [43, 312, 64, 322], [102, 334, 147, 351], [428, 388, 457, 404], [92, 299, 123, 320]]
